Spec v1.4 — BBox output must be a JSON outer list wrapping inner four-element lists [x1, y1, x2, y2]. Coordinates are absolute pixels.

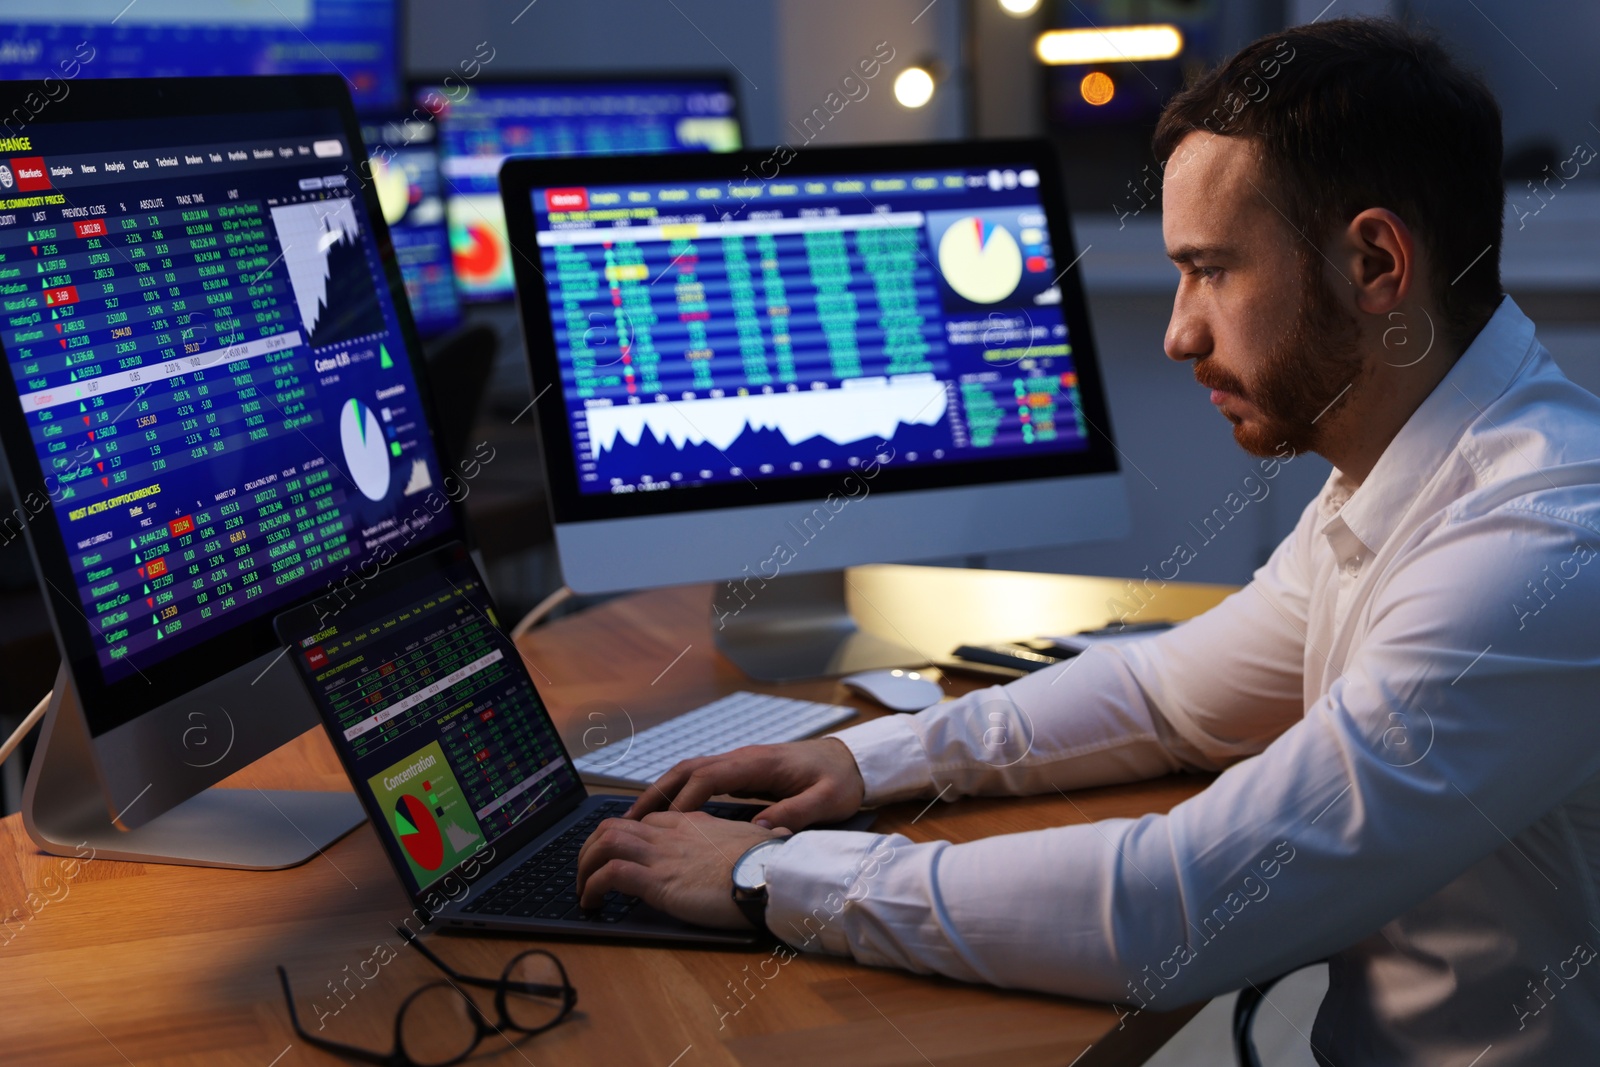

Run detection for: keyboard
[[572, 691, 857, 789], [461, 799, 759, 923]]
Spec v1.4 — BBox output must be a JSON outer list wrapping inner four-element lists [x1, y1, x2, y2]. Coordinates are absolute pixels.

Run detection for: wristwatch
[[731, 837, 789, 937]]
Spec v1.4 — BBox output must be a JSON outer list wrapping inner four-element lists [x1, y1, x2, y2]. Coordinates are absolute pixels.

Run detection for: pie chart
[[453, 219, 504, 283], [370, 155, 412, 226], [340, 398, 391, 501], [394, 793, 445, 871], [937, 216, 1024, 304], [448, 194, 512, 295]]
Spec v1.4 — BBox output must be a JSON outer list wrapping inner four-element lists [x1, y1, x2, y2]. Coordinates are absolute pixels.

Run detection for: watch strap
[[731, 837, 788, 939], [733, 887, 772, 939]]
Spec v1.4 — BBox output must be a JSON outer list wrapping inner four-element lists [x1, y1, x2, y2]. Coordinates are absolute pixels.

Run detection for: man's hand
[[626, 737, 867, 830], [575, 811, 790, 928]]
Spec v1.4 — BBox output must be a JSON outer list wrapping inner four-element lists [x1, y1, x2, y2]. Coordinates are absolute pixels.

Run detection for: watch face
[[733, 838, 783, 891]]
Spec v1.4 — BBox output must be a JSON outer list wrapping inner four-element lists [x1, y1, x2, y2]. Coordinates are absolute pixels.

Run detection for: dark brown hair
[[1153, 18, 1504, 355]]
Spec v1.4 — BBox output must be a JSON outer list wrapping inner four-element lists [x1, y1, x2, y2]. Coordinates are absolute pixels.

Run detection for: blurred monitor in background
[[361, 117, 464, 337], [414, 75, 743, 303], [0, 0, 404, 114]]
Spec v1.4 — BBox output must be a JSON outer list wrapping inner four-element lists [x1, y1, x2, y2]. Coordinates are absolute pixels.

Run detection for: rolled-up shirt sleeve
[[765, 505, 1600, 1004]]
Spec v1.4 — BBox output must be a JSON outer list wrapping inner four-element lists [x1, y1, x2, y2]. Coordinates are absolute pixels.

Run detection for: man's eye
[[1189, 266, 1220, 280]]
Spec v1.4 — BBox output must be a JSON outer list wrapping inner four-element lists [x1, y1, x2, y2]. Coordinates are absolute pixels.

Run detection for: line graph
[[271, 197, 388, 348], [584, 378, 949, 459]]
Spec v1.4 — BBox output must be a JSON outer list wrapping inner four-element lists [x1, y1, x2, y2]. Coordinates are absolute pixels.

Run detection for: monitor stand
[[22, 665, 365, 870], [711, 570, 924, 682]]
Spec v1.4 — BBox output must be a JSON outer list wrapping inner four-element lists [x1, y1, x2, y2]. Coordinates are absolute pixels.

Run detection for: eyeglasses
[[277, 926, 578, 1067]]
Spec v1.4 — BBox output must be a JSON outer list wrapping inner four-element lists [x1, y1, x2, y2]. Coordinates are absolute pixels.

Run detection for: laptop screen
[[275, 543, 580, 895]]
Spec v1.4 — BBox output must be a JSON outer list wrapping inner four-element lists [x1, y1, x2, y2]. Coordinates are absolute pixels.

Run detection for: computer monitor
[[360, 117, 463, 337], [415, 74, 743, 303], [0, 75, 462, 866], [0, 0, 404, 114], [499, 140, 1129, 680]]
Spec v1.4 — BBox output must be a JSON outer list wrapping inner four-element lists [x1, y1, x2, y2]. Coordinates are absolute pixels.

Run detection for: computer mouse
[[840, 669, 944, 712]]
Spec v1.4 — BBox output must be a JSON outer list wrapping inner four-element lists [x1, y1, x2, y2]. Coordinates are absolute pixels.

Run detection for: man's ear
[[1343, 207, 1414, 316]]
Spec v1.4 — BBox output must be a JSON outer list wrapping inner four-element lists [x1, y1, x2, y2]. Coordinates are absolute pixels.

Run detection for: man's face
[[1161, 131, 1362, 456]]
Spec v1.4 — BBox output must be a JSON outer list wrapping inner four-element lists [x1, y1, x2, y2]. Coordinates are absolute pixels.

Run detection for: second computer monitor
[[498, 139, 1129, 598], [414, 74, 743, 303]]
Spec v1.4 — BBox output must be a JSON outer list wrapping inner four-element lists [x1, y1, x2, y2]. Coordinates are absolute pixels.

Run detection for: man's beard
[[1192, 263, 1363, 457]]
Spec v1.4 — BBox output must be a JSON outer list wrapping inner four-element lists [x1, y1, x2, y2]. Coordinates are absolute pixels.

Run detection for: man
[[576, 18, 1600, 1063]]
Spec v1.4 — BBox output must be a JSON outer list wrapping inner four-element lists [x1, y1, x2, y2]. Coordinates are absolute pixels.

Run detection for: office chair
[[1233, 964, 1322, 1067], [423, 323, 499, 469]]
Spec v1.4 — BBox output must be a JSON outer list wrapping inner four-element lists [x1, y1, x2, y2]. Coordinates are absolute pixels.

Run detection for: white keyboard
[[572, 691, 856, 790]]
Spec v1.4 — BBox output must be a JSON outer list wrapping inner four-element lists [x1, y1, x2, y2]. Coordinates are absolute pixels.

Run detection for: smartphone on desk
[[946, 622, 1177, 675]]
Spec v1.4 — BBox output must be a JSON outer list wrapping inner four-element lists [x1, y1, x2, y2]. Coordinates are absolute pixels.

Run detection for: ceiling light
[[894, 67, 936, 109], [1080, 71, 1115, 106], [1036, 24, 1184, 65]]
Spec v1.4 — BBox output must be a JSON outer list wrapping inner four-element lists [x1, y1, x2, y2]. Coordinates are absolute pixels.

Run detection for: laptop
[[274, 542, 866, 943]]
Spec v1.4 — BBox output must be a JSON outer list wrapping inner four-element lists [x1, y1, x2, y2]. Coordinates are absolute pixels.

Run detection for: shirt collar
[[1318, 295, 1538, 563]]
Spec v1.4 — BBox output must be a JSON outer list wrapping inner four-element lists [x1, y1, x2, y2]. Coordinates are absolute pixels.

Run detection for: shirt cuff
[[830, 713, 936, 807], [763, 828, 891, 957]]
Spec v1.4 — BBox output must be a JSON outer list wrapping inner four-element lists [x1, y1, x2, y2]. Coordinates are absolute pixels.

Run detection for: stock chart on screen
[[283, 561, 576, 893], [528, 165, 1090, 495], [422, 79, 741, 302], [0, 108, 452, 683]]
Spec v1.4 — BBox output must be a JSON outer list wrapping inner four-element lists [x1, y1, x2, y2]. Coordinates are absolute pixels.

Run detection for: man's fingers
[[576, 818, 655, 895], [627, 756, 715, 819], [668, 753, 769, 812], [751, 785, 834, 831], [580, 858, 653, 910]]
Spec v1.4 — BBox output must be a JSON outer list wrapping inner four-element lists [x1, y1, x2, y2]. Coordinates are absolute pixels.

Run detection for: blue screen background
[[0, 0, 402, 114]]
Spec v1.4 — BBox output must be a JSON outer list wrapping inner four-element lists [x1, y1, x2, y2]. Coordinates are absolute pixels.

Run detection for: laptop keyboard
[[460, 799, 759, 923]]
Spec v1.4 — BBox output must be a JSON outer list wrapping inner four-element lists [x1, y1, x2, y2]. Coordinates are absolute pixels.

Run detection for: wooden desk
[[0, 565, 1233, 1067]]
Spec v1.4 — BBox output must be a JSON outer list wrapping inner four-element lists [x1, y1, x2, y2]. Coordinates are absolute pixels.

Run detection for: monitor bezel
[[497, 138, 1121, 527], [0, 75, 469, 737], [406, 70, 747, 306]]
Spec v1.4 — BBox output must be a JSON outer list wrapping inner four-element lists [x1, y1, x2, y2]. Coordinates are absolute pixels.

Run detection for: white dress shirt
[[763, 296, 1600, 1065]]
